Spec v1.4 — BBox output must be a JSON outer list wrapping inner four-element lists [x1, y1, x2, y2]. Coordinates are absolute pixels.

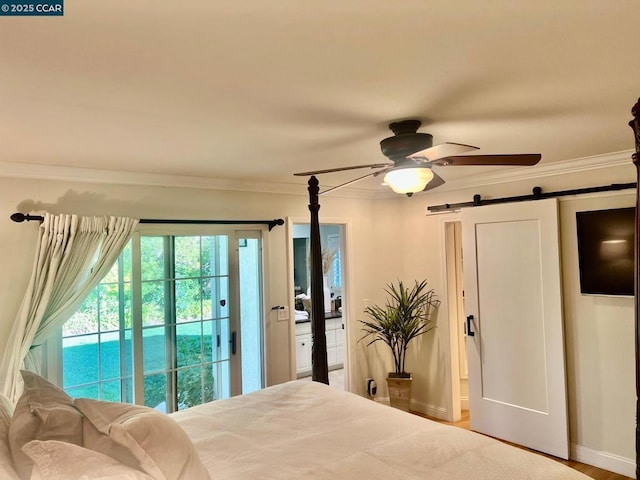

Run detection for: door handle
[[229, 331, 237, 355], [465, 315, 475, 337]]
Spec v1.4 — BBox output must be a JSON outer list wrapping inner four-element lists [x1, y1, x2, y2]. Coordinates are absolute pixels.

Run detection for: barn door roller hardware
[[427, 183, 637, 213]]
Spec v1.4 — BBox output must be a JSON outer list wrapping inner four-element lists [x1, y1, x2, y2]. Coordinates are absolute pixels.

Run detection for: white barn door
[[462, 198, 569, 459]]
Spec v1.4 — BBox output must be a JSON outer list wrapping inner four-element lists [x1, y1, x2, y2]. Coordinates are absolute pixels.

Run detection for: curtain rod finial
[[10, 213, 44, 223]]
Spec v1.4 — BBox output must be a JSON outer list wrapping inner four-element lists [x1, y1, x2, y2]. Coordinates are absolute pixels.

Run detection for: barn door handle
[[465, 315, 475, 337]]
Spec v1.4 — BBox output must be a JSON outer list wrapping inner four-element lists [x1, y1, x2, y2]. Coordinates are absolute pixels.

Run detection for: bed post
[[308, 176, 329, 384], [630, 97, 640, 480]]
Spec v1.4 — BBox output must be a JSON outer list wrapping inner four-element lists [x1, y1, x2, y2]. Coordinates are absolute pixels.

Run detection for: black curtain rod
[[427, 182, 637, 212], [10, 213, 285, 231]]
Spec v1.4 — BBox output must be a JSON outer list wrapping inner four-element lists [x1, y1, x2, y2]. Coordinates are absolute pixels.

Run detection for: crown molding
[[0, 160, 303, 195], [0, 149, 634, 200], [0, 160, 382, 199]]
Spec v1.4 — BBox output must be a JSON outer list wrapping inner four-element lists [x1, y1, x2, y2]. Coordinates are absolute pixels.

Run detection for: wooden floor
[[419, 411, 632, 480]]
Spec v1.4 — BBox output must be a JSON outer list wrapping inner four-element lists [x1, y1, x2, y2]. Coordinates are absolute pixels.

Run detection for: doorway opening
[[444, 220, 467, 422], [288, 221, 349, 391]]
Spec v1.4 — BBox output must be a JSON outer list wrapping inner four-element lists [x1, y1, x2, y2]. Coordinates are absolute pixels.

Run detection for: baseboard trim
[[460, 397, 469, 411], [571, 443, 635, 479], [374, 397, 448, 420], [410, 399, 448, 420], [373, 401, 635, 477]]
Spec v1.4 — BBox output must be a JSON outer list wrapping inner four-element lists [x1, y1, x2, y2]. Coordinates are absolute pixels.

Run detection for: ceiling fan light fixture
[[383, 167, 434, 194]]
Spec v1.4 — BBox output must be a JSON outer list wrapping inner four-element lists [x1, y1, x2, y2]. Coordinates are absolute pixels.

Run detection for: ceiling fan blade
[[294, 163, 392, 176], [373, 167, 393, 178], [408, 142, 479, 162], [320, 171, 380, 195], [423, 171, 446, 191], [433, 153, 541, 166]]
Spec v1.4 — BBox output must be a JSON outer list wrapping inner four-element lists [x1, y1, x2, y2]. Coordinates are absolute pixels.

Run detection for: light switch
[[277, 306, 289, 321]]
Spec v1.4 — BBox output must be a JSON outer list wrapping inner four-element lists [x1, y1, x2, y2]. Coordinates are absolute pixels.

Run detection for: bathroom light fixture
[[383, 166, 434, 195]]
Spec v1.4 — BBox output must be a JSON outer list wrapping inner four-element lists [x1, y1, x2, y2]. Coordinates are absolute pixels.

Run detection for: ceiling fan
[[294, 119, 541, 196]]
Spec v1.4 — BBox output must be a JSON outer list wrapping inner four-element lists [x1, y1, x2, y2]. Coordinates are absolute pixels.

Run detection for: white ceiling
[[1, 1, 639, 195]]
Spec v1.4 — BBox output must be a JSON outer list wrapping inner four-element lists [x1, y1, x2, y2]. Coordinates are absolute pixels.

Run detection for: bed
[[173, 379, 590, 480], [1, 371, 591, 479]]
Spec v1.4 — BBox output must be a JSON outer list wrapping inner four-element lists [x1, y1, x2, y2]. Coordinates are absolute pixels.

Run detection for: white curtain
[[0, 213, 138, 401]]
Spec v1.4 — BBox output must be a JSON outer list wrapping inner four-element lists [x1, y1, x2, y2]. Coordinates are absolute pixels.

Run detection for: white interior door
[[462, 198, 569, 459]]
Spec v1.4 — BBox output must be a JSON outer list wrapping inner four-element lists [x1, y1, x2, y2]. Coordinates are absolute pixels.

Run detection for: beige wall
[[0, 176, 382, 390], [388, 161, 636, 469], [0, 158, 636, 469], [560, 193, 635, 460]]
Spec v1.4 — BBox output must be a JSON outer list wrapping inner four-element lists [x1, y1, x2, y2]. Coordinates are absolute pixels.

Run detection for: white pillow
[[75, 398, 211, 480], [23, 439, 157, 480], [0, 393, 20, 480], [9, 370, 84, 479]]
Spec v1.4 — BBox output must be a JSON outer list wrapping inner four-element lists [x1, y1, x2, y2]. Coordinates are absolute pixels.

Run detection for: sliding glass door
[[137, 234, 236, 411], [59, 227, 264, 411]]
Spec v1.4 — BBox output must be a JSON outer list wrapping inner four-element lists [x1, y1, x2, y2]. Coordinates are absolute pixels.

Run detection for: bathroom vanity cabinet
[[295, 314, 344, 376]]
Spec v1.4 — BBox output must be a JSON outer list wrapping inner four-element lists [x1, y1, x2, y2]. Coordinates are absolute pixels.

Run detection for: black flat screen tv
[[576, 207, 635, 296]]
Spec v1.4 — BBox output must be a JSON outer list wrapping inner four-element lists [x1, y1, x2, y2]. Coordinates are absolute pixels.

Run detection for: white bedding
[[171, 380, 591, 480]]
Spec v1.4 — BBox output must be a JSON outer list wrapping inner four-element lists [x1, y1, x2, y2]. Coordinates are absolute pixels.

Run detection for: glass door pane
[[238, 236, 263, 394], [202, 235, 231, 401], [139, 234, 233, 410]]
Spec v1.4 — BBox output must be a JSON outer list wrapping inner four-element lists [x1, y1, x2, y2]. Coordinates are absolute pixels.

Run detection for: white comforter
[[171, 381, 591, 480]]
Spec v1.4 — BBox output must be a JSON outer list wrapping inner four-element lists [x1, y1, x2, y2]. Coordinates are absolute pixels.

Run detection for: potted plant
[[359, 279, 440, 411]]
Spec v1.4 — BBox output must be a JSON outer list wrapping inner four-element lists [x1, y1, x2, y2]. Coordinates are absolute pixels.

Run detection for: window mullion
[[131, 233, 144, 405], [165, 236, 177, 413], [117, 253, 127, 402], [96, 285, 102, 399], [227, 234, 241, 397], [199, 238, 205, 404]]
